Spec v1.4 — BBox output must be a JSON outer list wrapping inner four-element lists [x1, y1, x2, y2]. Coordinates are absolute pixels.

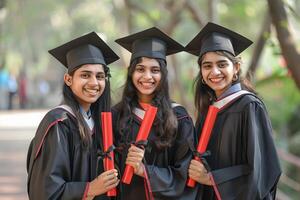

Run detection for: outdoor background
[[0, 0, 300, 199]]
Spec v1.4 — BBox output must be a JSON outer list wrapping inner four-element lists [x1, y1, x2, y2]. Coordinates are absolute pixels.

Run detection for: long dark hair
[[194, 51, 255, 123], [116, 57, 178, 149], [62, 65, 111, 147]]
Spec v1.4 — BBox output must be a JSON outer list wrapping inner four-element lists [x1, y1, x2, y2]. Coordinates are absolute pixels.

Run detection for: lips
[[209, 77, 224, 83], [139, 82, 155, 89], [84, 88, 100, 96]]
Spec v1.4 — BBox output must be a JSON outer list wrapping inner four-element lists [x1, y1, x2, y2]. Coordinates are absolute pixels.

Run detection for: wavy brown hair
[[115, 57, 178, 149]]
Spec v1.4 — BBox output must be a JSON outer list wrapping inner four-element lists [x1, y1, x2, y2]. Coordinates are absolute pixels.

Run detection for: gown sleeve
[[27, 121, 88, 200], [144, 108, 196, 199], [211, 101, 281, 200]]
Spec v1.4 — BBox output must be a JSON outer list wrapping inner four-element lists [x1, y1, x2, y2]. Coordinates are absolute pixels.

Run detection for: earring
[[233, 74, 238, 81], [201, 78, 206, 84]]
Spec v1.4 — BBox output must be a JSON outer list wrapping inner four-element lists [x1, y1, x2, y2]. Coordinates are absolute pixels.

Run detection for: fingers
[[99, 170, 117, 181], [106, 179, 120, 190], [99, 169, 118, 182], [101, 169, 118, 176], [188, 159, 213, 185], [189, 159, 207, 172], [127, 151, 144, 158], [128, 145, 145, 156], [125, 159, 141, 171], [125, 160, 140, 168], [128, 145, 144, 153], [126, 155, 143, 164], [104, 174, 119, 188], [100, 169, 119, 188], [102, 171, 117, 181], [89, 169, 119, 196], [123, 145, 146, 177], [190, 159, 203, 167], [126, 145, 145, 168]]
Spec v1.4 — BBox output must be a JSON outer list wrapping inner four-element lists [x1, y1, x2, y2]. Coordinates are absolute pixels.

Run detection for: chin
[[142, 91, 155, 96], [86, 97, 99, 104]]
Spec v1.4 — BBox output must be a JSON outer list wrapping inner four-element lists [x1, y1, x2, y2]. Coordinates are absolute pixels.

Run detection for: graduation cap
[[185, 22, 253, 58], [49, 32, 119, 72], [115, 27, 184, 62]]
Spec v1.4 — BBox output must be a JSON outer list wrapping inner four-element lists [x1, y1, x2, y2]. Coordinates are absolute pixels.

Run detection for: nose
[[211, 66, 221, 75], [89, 75, 99, 85], [143, 70, 152, 79]]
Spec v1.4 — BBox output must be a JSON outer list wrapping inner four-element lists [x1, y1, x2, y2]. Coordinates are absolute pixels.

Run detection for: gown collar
[[79, 106, 94, 131], [217, 83, 242, 100]]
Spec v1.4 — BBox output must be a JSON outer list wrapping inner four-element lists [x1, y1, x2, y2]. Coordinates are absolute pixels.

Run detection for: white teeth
[[141, 82, 154, 86], [210, 77, 223, 83], [85, 88, 99, 94]]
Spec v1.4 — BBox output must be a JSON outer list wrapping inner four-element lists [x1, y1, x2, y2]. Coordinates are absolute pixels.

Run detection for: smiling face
[[64, 64, 106, 111], [132, 57, 162, 103], [200, 51, 240, 98]]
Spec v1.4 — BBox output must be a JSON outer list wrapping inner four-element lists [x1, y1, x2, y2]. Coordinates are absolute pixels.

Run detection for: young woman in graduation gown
[[112, 27, 198, 200], [27, 32, 120, 200], [185, 22, 281, 200]]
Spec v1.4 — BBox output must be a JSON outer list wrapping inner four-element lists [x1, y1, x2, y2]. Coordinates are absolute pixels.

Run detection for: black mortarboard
[[115, 27, 184, 62], [185, 22, 253, 58], [49, 32, 119, 72]]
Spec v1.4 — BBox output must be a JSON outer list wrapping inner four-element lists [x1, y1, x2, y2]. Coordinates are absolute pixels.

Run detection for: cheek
[[100, 80, 106, 89], [132, 73, 139, 84], [226, 69, 235, 78], [156, 74, 162, 83], [69, 84, 80, 97], [201, 70, 208, 78], [69, 80, 78, 91]]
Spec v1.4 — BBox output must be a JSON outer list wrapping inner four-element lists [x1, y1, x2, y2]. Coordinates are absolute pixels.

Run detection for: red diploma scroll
[[122, 105, 158, 184], [101, 112, 116, 196], [187, 105, 219, 187]]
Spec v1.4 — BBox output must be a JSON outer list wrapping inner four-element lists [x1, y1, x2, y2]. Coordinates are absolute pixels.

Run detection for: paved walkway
[[0, 109, 47, 200]]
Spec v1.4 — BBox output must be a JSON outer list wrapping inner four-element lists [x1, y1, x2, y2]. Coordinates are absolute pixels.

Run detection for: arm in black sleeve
[[145, 112, 195, 199], [27, 122, 88, 200]]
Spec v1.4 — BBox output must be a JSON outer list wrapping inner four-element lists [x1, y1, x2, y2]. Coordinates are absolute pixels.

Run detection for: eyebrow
[[79, 70, 105, 74], [136, 64, 160, 68], [202, 59, 229, 65]]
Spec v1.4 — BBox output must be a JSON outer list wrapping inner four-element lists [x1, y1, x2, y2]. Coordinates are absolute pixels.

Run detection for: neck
[[138, 94, 153, 104], [80, 105, 90, 113]]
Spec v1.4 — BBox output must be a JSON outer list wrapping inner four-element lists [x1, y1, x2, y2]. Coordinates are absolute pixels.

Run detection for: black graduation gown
[[112, 105, 198, 200], [195, 94, 281, 200], [27, 107, 111, 200]]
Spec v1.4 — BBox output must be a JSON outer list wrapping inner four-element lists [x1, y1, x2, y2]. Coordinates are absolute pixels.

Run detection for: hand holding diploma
[[122, 105, 158, 184], [187, 105, 219, 187]]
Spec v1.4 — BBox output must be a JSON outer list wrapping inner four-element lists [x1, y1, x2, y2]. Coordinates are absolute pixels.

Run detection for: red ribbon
[[122, 105, 158, 184], [101, 112, 117, 196]]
